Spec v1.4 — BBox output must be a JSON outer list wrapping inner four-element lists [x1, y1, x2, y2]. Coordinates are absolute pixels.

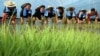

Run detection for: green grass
[[0, 24, 100, 56]]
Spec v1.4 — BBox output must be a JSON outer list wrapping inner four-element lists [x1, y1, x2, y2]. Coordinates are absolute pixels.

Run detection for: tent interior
[[0, 0, 100, 18]]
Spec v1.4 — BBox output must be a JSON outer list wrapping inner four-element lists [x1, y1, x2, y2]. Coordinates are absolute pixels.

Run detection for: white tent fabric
[[0, 0, 99, 18]]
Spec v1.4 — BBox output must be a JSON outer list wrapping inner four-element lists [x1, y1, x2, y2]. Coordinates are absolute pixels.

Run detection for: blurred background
[[0, 0, 100, 18]]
